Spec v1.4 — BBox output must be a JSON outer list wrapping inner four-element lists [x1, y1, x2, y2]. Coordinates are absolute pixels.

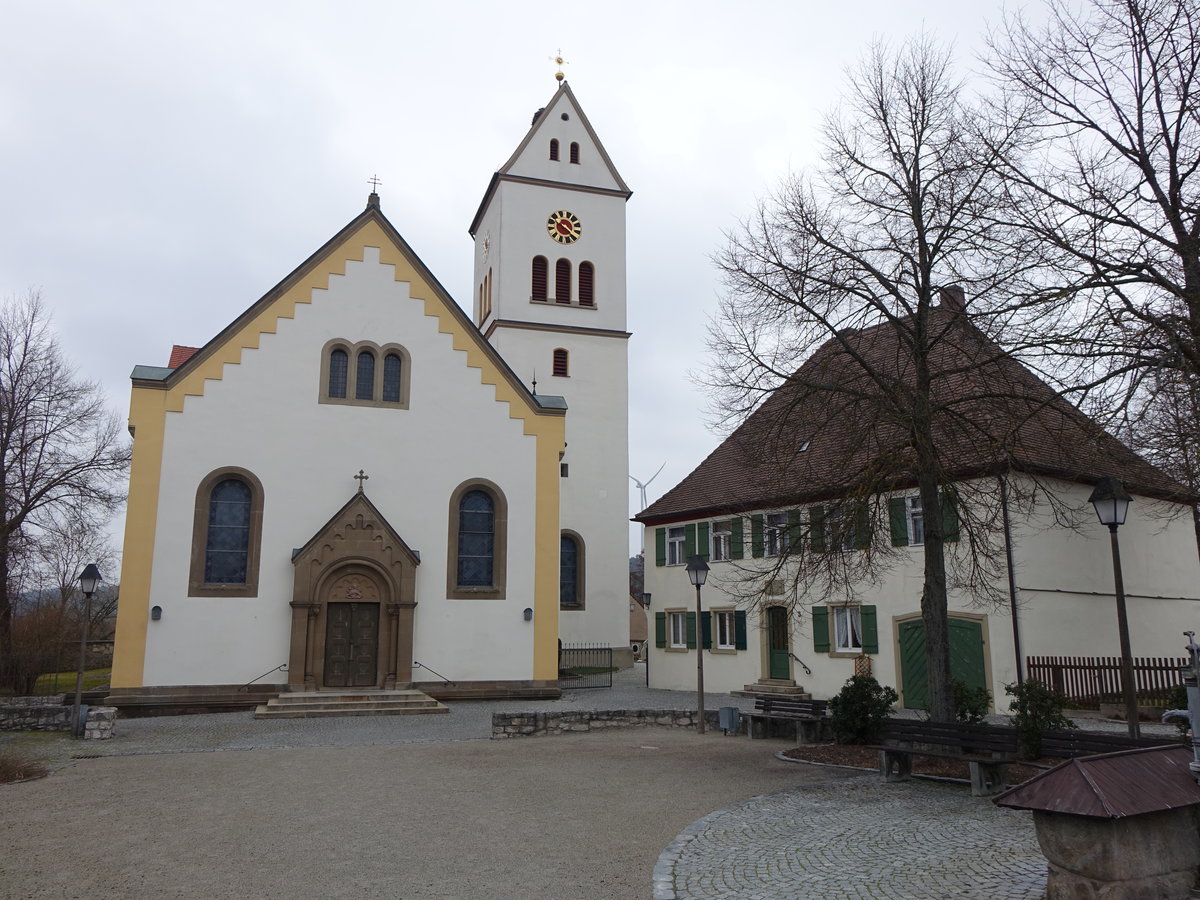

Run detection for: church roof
[[130, 196, 565, 417], [636, 303, 1190, 524], [468, 81, 631, 237]]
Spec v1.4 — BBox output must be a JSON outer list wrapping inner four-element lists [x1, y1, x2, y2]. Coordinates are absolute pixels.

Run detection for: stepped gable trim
[[469, 81, 632, 237], [635, 309, 1191, 524], [130, 203, 564, 430]]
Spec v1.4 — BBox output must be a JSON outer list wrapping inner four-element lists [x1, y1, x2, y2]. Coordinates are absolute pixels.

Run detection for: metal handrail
[[238, 663, 287, 692], [789, 653, 813, 676], [413, 661, 455, 685]]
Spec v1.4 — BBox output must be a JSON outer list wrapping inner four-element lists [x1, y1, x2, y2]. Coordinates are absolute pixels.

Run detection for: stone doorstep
[[253, 688, 448, 719], [265, 690, 434, 704], [253, 705, 451, 719]]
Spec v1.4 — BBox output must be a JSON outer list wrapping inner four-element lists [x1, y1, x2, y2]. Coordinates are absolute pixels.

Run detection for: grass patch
[[0, 749, 49, 784], [31, 668, 111, 695]]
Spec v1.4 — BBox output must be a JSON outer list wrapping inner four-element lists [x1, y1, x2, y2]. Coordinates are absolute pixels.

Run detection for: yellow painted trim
[[532, 426, 564, 679], [110, 389, 168, 687]]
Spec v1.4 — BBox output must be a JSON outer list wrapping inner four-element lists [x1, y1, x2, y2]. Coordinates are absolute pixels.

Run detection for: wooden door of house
[[898, 617, 986, 710], [324, 602, 379, 688], [767, 606, 790, 680]]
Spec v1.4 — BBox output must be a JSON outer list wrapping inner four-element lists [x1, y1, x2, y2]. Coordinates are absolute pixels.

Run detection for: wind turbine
[[630, 462, 666, 513]]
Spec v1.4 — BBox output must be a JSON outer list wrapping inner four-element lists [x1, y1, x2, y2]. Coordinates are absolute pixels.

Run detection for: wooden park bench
[[872, 718, 1019, 797], [1037, 728, 1178, 759], [742, 696, 829, 743]]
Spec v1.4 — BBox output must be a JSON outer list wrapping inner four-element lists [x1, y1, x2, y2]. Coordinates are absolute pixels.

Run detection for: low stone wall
[[0, 699, 116, 740], [491, 708, 723, 739]]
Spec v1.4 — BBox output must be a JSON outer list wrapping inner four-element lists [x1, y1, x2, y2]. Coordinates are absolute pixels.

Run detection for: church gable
[[135, 198, 565, 436], [480, 82, 630, 209]]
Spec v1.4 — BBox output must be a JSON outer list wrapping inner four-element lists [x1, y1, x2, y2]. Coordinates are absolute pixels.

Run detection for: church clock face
[[546, 210, 582, 244]]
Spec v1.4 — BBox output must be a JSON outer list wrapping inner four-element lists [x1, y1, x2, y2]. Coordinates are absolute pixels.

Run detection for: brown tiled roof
[[637, 305, 1189, 523], [168, 345, 200, 368]]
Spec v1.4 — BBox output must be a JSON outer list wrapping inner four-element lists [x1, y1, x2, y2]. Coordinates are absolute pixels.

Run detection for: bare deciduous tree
[[0, 292, 128, 690], [987, 0, 1200, 407]]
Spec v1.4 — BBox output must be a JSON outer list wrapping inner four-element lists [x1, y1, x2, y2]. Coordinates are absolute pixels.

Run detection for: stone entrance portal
[[287, 492, 420, 691]]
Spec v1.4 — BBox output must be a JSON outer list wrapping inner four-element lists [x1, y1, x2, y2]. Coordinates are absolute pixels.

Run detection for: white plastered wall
[[142, 248, 542, 686]]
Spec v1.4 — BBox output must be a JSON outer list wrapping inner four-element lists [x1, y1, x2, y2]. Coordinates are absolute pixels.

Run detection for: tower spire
[[550, 50, 568, 83]]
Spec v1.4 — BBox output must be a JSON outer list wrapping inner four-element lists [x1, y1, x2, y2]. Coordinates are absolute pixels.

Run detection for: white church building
[[109, 81, 632, 709]]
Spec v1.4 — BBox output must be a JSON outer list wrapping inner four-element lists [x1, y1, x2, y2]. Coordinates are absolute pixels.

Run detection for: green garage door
[[898, 617, 986, 710]]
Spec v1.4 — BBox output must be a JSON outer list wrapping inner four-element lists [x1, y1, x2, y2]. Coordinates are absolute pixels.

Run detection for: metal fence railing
[[558, 643, 614, 689], [1026, 655, 1187, 709]]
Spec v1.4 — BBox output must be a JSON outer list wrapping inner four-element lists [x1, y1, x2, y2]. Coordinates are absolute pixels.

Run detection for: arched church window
[[382, 353, 403, 403], [189, 467, 264, 597], [553, 348, 569, 377], [532, 256, 548, 301], [569, 142, 580, 164], [555, 259, 571, 304], [579, 262, 595, 307], [550, 139, 560, 161], [447, 479, 508, 598], [356, 350, 376, 400], [560, 532, 584, 609], [328, 348, 348, 398]]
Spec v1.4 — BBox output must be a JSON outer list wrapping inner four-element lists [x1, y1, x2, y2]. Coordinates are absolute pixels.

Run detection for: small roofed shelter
[[995, 745, 1200, 899]]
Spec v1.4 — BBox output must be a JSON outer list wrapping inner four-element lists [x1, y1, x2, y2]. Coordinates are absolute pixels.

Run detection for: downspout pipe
[[999, 474, 1023, 684]]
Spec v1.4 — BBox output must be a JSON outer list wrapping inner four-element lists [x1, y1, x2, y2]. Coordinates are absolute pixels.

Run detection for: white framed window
[[834, 606, 863, 652], [711, 519, 732, 562], [668, 610, 688, 648], [714, 610, 736, 650], [906, 496, 924, 545], [666, 526, 686, 566], [764, 512, 788, 557]]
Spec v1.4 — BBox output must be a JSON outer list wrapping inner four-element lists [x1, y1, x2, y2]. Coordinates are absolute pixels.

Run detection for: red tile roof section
[[637, 306, 1189, 523], [168, 345, 200, 369]]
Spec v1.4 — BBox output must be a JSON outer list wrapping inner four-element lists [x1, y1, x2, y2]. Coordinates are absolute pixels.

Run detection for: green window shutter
[[686, 611, 697, 649], [731, 516, 745, 560], [750, 514, 764, 558], [809, 506, 826, 553], [697, 522, 710, 560], [734, 610, 748, 650], [655, 528, 666, 566], [701, 611, 712, 649], [889, 498, 908, 546], [854, 503, 871, 550], [941, 492, 960, 543], [788, 509, 804, 553], [683, 524, 697, 562], [861, 605, 879, 654], [655, 612, 666, 648], [812, 605, 830, 652]]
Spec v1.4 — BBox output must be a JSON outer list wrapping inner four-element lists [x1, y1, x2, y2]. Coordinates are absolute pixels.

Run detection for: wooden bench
[[1038, 729, 1178, 759], [742, 696, 829, 743], [872, 719, 1019, 797]]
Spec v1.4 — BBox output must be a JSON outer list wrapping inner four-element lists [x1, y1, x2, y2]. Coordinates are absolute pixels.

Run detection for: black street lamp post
[[686, 554, 710, 735], [71, 564, 102, 740], [1087, 477, 1140, 739]]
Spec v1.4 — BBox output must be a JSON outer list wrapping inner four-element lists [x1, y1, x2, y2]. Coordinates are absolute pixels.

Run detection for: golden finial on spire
[[550, 49, 568, 83]]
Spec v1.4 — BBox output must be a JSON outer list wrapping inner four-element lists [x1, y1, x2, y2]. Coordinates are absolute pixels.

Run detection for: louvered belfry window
[[553, 348, 569, 377], [579, 262, 595, 306], [569, 142, 580, 164], [531, 256, 548, 301], [555, 259, 571, 303], [550, 139, 559, 161]]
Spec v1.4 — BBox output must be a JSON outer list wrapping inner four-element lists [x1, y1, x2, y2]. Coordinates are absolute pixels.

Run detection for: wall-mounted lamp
[[151, 605, 163, 621], [523, 607, 533, 622]]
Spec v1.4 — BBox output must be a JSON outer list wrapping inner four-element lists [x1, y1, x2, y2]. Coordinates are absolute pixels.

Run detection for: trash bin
[[718, 706, 740, 735]]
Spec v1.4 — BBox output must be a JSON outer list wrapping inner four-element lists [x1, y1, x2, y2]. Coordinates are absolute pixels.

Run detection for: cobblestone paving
[[656, 775, 1047, 900]]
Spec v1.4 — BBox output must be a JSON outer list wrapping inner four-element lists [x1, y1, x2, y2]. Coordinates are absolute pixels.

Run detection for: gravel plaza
[[0, 666, 1062, 899]]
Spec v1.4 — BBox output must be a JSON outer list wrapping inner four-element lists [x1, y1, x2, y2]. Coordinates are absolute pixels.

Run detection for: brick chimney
[[939, 285, 967, 312]]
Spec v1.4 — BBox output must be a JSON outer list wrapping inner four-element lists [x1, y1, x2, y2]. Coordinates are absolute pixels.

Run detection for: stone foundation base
[[0, 699, 116, 740]]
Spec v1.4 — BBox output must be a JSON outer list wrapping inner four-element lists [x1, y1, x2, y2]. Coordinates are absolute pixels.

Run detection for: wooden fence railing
[[1026, 656, 1187, 709]]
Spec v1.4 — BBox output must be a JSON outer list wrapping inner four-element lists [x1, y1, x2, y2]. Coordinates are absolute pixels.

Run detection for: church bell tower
[[469, 80, 632, 653]]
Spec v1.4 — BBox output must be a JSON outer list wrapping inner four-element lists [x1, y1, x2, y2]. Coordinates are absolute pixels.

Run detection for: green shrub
[[1165, 684, 1191, 737], [953, 679, 991, 725], [829, 674, 898, 744], [1006, 679, 1075, 759]]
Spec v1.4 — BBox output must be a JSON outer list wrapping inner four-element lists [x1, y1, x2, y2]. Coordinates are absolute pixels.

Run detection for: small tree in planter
[[830, 674, 898, 744]]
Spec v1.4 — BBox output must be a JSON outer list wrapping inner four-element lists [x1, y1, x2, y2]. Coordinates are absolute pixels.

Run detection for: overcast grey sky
[[1, 1, 1016, 556]]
